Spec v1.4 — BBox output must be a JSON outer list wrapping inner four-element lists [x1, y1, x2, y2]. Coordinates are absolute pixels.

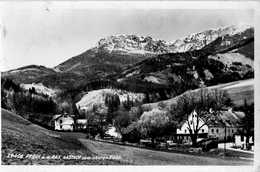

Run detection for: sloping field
[[1, 109, 124, 165], [76, 88, 145, 113], [221, 79, 254, 105], [142, 79, 253, 111]]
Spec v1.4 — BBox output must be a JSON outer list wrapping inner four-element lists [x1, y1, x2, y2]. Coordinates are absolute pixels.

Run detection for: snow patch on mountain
[[21, 83, 57, 97], [224, 24, 252, 36], [96, 24, 252, 54], [9, 68, 41, 74], [53, 68, 61, 72], [170, 24, 252, 53], [117, 78, 124, 82], [125, 70, 140, 78], [144, 76, 162, 84], [63, 62, 81, 72], [208, 53, 253, 67], [97, 34, 170, 54]]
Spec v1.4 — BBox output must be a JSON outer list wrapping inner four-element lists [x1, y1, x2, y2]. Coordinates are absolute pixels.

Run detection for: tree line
[[1, 78, 58, 115]]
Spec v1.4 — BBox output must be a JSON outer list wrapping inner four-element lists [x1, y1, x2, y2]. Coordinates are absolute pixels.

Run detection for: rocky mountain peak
[[96, 24, 253, 54], [97, 34, 170, 54], [169, 24, 253, 52]]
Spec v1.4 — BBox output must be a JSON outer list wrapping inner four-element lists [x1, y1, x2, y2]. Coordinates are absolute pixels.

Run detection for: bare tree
[[171, 88, 230, 146]]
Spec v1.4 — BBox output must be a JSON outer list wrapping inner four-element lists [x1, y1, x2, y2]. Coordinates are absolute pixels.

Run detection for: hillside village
[[1, 24, 254, 165], [1, 77, 254, 153], [49, 86, 254, 151]]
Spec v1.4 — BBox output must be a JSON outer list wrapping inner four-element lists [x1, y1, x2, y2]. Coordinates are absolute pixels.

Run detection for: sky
[[0, 2, 254, 71]]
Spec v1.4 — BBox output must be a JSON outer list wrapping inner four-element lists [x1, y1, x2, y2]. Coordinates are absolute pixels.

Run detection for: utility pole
[[224, 125, 226, 156]]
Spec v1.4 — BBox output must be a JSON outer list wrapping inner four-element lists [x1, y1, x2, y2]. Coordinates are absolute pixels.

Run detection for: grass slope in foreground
[[1, 109, 125, 165]]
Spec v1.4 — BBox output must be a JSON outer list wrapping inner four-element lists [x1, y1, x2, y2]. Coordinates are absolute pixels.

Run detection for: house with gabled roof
[[176, 108, 245, 143], [51, 113, 75, 131], [206, 109, 245, 141], [176, 110, 208, 143]]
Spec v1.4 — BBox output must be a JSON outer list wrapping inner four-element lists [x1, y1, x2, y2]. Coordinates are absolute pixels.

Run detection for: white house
[[75, 119, 88, 130], [52, 113, 74, 131], [176, 110, 208, 143], [176, 109, 245, 143], [177, 110, 209, 135]]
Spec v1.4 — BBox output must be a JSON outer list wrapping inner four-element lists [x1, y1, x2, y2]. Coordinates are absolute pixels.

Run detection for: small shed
[[76, 119, 88, 130]]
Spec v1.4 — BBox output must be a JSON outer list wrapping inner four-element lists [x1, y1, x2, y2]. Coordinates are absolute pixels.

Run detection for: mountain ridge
[[95, 24, 253, 54], [1, 24, 254, 92]]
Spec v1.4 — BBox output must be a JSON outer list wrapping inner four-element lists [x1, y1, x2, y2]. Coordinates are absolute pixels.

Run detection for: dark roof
[[52, 114, 75, 120], [203, 110, 245, 127], [52, 114, 62, 120], [177, 110, 245, 128]]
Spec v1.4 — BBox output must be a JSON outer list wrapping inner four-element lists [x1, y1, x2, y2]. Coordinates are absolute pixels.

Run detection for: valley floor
[[1, 108, 253, 165]]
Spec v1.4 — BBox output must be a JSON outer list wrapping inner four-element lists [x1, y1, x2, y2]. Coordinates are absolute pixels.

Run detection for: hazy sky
[[0, 4, 254, 71]]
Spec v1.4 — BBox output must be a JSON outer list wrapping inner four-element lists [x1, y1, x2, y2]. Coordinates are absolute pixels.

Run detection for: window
[[216, 129, 219, 133], [241, 135, 244, 142], [232, 129, 234, 133], [211, 129, 214, 133], [184, 129, 187, 133], [59, 119, 62, 123], [190, 121, 193, 125], [201, 129, 204, 133]]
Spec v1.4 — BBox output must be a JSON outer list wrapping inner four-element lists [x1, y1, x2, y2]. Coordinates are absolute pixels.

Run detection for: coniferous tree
[[105, 93, 120, 123]]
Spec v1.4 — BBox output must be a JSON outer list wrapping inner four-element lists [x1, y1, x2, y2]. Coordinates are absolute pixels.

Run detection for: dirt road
[[79, 139, 253, 165]]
